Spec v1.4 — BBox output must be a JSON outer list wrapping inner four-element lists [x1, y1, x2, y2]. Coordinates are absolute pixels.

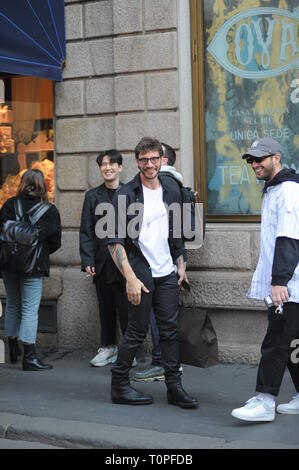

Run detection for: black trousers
[[95, 276, 128, 347], [111, 271, 181, 387], [256, 302, 299, 396]]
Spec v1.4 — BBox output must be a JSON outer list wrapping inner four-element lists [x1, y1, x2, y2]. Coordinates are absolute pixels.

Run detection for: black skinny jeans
[[256, 302, 299, 396], [111, 271, 181, 387], [95, 276, 128, 347]]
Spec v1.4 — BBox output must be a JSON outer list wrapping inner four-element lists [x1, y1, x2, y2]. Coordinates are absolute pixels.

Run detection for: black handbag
[[178, 307, 219, 368], [0, 198, 51, 275]]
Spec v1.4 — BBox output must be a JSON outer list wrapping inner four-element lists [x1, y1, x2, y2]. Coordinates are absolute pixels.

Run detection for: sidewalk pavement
[[0, 349, 299, 450]]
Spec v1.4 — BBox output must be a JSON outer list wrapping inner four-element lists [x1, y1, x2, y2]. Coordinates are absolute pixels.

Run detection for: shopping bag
[[178, 307, 218, 368]]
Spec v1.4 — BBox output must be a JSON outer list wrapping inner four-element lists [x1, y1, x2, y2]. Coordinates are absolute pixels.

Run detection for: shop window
[[0, 76, 54, 208], [190, 0, 299, 221]]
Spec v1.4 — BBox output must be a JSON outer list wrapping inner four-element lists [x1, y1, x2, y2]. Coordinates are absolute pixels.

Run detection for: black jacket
[[79, 183, 123, 282], [107, 173, 186, 281], [0, 195, 61, 277], [265, 169, 299, 286]]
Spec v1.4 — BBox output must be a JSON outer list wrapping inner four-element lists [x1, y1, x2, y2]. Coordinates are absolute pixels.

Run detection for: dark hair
[[135, 137, 163, 160], [96, 150, 122, 167], [161, 142, 176, 166], [17, 169, 48, 202]]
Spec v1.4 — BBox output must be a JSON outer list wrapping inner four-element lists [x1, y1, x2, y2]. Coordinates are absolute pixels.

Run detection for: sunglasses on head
[[246, 154, 274, 164]]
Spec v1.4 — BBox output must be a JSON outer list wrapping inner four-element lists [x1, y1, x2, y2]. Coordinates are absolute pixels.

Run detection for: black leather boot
[[111, 378, 153, 405], [167, 383, 199, 409], [23, 344, 53, 371], [8, 337, 22, 364]]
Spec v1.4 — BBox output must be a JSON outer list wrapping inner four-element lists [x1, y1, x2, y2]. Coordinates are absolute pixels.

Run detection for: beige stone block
[[63, 39, 113, 79], [56, 117, 115, 153], [88, 156, 102, 189], [120, 154, 138, 183], [187, 231, 252, 270], [180, 271, 262, 310], [251, 231, 261, 270], [218, 343, 261, 365], [114, 32, 178, 73], [55, 80, 84, 116], [57, 155, 88, 190], [65, 4, 83, 40], [113, 0, 142, 34], [208, 309, 267, 346], [42, 267, 63, 300], [58, 192, 86, 228], [146, 72, 178, 110], [116, 111, 180, 150], [115, 75, 145, 112], [50, 231, 81, 266], [144, 0, 177, 31], [85, 1, 113, 38], [86, 78, 114, 115], [57, 267, 100, 349]]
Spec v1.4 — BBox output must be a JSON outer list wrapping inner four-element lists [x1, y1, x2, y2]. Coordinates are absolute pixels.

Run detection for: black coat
[[79, 183, 123, 282], [0, 195, 61, 277], [107, 173, 187, 282]]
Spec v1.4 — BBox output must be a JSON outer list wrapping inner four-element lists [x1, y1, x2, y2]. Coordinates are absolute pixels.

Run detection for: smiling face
[[99, 155, 122, 184], [249, 154, 282, 182], [136, 150, 162, 183]]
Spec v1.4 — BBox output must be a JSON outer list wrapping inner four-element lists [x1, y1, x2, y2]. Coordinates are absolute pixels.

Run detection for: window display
[[0, 76, 54, 207], [193, 0, 298, 218]]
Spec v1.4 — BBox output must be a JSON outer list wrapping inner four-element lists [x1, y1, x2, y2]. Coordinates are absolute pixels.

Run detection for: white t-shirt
[[138, 184, 174, 277], [248, 181, 299, 303]]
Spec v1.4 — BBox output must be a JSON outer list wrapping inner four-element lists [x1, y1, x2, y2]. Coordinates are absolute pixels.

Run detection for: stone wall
[[53, 0, 181, 350], [54, 0, 266, 362], [0, 1, 266, 364]]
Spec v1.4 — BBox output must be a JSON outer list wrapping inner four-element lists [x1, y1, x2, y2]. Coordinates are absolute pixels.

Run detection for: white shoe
[[90, 345, 117, 367], [277, 396, 299, 415], [232, 396, 275, 422], [132, 357, 137, 367]]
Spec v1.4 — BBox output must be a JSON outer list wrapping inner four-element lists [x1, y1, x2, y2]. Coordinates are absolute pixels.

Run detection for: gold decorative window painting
[[192, 0, 299, 220], [0, 76, 54, 207]]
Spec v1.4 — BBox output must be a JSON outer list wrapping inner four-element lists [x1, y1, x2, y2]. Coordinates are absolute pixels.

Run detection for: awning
[[0, 0, 66, 81]]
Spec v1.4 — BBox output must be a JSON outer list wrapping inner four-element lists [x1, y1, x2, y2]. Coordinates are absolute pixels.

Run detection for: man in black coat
[[80, 150, 129, 367]]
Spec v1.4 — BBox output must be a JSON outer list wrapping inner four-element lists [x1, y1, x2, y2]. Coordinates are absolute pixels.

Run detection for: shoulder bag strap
[[28, 202, 52, 225], [14, 198, 24, 221]]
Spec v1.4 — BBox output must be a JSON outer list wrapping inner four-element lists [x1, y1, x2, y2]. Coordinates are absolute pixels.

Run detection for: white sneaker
[[277, 396, 299, 415], [232, 396, 275, 422], [90, 345, 117, 367], [132, 357, 137, 367]]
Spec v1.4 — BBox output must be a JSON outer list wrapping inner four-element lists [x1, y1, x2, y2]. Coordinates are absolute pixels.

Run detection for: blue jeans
[[2, 272, 43, 344]]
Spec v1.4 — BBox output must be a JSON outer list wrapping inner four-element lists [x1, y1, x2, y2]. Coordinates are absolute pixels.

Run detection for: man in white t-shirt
[[107, 137, 198, 408], [232, 138, 299, 422]]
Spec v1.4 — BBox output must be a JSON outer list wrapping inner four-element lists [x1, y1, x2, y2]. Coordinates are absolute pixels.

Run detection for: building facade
[[0, 0, 298, 363]]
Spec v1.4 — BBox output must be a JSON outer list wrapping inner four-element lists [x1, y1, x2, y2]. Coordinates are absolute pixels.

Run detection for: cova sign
[[207, 7, 299, 80]]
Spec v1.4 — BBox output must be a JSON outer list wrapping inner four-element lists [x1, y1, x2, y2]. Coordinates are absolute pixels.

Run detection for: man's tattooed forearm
[[176, 255, 184, 268], [108, 244, 117, 257], [115, 246, 126, 274]]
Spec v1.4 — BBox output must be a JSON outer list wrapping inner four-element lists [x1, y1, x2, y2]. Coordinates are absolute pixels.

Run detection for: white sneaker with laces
[[132, 357, 137, 367], [90, 345, 117, 367], [277, 396, 299, 415], [231, 396, 275, 422]]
